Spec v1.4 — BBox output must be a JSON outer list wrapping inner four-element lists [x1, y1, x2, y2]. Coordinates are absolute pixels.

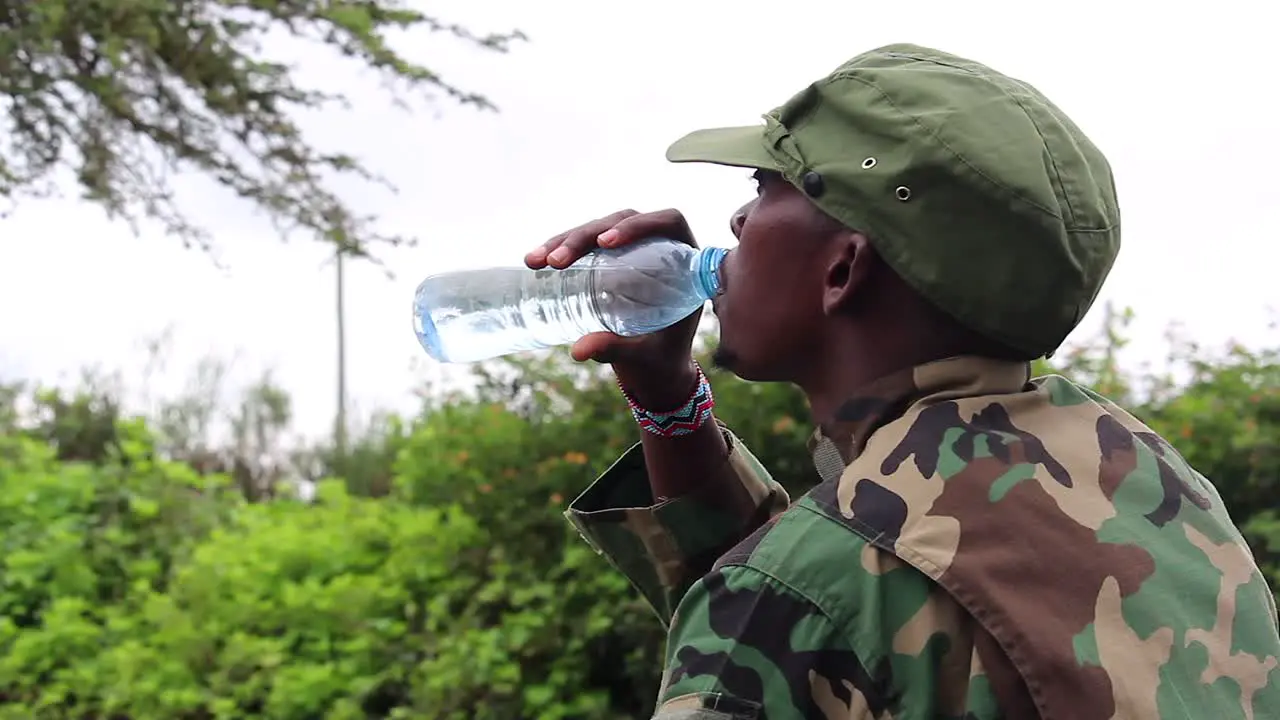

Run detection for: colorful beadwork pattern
[[618, 362, 715, 437]]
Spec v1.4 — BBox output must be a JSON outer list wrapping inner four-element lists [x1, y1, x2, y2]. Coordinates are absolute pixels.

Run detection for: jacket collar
[[808, 356, 1032, 483]]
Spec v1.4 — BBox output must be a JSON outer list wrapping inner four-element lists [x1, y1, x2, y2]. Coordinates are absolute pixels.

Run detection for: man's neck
[[800, 328, 953, 425]]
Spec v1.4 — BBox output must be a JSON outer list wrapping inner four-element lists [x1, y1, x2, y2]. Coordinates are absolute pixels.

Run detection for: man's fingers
[[527, 208, 693, 270], [608, 208, 697, 249], [526, 210, 637, 268], [547, 228, 595, 269], [570, 333, 621, 363], [540, 210, 640, 269], [525, 233, 565, 268]]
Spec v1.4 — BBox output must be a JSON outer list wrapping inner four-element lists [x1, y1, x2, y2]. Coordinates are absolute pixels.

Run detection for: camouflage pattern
[[566, 357, 1280, 719], [566, 422, 790, 622]]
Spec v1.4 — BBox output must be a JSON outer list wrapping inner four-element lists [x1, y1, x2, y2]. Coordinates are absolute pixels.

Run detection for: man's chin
[[710, 345, 738, 373], [711, 344, 779, 383]]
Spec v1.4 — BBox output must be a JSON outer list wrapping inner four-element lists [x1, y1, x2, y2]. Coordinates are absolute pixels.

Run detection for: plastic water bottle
[[412, 237, 728, 363]]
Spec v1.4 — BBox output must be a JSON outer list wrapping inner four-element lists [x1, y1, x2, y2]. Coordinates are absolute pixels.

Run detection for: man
[[527, 44, 1280, 719]]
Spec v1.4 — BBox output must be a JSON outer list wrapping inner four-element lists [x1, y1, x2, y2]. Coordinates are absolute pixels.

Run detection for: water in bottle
[[412, 237, 728, 363]]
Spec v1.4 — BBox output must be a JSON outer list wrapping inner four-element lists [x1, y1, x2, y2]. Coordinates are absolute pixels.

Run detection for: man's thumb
[[570, 332, 622, 363]]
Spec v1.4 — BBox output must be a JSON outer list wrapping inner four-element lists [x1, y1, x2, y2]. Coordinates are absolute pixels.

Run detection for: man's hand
[[525, 209, 705, 410]]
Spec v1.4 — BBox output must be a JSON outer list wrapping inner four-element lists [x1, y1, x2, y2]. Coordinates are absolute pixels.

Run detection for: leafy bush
[[0, 312, 1276, 718], [0, 421, 237, 717]]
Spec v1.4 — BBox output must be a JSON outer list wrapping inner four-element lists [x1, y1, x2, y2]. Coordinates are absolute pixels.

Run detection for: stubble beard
[[710, 343, 737, 372]]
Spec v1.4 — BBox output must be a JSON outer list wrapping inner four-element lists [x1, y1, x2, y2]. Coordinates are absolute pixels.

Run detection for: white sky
[[2, 0, 1277, 440]]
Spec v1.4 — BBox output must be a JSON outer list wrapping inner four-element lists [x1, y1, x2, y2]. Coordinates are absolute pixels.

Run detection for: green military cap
[[667, 43, 1121, 359]]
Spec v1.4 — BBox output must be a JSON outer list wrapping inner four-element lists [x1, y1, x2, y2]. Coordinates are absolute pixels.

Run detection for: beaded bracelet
[[617, 362, 715, 437]]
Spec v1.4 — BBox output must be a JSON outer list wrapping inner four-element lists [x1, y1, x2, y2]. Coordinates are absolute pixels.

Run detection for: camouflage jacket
[[566, 356, 1280, 719]]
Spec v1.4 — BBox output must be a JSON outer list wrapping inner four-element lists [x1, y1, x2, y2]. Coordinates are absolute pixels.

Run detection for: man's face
[[711, 170, 839, 381]]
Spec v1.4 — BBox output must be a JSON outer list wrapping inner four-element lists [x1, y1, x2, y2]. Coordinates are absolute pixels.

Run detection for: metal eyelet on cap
[[861, 157, 877, 169], [802, 171, 825, 198], [895, 186, 911, 201]]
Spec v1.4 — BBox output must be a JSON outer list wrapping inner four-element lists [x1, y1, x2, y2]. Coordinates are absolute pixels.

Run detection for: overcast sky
[[1, 0, 1276, 439]]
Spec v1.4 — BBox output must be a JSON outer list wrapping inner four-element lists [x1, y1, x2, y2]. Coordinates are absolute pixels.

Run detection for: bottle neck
[[694, 246, 728, 300]]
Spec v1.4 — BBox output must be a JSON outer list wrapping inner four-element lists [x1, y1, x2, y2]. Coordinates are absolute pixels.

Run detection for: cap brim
[[665, 126, 780, 170]]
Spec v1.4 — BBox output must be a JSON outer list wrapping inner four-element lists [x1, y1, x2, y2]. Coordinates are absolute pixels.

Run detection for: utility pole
[[334, 247, 348, 462]]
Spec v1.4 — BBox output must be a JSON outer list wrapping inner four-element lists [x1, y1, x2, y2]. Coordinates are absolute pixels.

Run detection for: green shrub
[[0, 317, 1276, 718]]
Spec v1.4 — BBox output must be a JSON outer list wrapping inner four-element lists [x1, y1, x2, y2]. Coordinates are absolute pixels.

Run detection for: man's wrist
[[613, 358, 699, 412]]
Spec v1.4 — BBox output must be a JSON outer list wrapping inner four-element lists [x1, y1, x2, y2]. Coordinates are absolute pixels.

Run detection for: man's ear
[[822, 232, 876, 316]]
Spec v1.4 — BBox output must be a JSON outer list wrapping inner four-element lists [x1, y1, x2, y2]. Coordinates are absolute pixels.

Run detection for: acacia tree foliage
[[0, 0, 523, 258]]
